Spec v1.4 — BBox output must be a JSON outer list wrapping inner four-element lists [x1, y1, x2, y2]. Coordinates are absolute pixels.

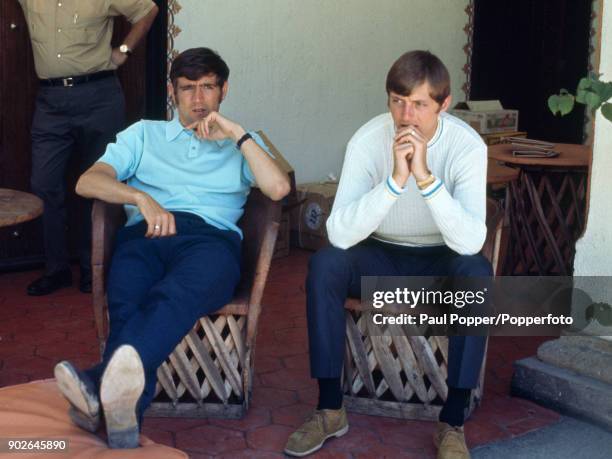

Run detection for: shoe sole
[[68, 406, 100, 432], [100, 345, 144, 449], [54, 362, 100, 432], [284, 424, 349, 457]]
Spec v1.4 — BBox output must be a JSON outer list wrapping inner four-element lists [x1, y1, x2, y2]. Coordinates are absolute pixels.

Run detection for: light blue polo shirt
[[97, 117, 272, 237]]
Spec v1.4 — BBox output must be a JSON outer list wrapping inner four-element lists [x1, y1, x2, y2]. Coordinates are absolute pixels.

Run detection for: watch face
[[120, 45, 128, 53]]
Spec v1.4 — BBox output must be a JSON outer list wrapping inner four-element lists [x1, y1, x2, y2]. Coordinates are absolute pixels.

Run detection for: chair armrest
[[238, 189, 282, 346], [91, 200, 125, 268], [91, 200, 125, 352]]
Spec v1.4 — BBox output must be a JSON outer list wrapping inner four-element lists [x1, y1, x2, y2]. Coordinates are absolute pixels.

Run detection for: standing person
[[19, 0, 158, 295], [284, 50, 491, 459], [53, 47, 290, 449]]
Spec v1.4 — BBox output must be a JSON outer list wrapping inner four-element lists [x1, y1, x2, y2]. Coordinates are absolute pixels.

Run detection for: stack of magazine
[[502, 137, 559, 158]]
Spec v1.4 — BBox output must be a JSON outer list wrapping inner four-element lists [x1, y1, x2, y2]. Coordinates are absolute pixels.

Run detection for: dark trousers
[[85, 213, 241, 418], [31, 76, 125, 274], [307, 238, 492, 389]]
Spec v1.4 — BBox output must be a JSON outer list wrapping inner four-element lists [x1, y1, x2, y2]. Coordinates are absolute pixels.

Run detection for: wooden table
[[488, 143, 590, 275], [488, 161, 520, 186], [0, 189, 43, 227]]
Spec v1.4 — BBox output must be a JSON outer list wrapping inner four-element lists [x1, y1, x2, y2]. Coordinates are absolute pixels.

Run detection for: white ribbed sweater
[[326, 112, 488, 255]]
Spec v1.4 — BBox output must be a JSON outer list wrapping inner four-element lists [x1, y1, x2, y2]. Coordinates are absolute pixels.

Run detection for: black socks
[[317, 378, 470, 423], [317, 378, 343, 410], [439, 387, 471, 427]]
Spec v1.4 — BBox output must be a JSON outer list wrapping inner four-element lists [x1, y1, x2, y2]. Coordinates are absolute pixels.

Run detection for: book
[[512, 150, 559, 158], [502, 137, 558, 158]]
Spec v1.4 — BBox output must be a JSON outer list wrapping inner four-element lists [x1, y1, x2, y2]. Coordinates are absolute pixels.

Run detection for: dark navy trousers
[[85, 212, 241, 417], [307, 238, 492, 389]]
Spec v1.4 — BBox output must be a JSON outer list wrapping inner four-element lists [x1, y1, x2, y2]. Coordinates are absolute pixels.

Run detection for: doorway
[[470, 0, 593, 143]]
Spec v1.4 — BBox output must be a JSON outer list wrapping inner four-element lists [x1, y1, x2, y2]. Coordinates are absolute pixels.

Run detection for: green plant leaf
[[548, 95, 561, 115], [549, 94, 574, 116], [592, 80, 608, 97], [601, 82, 612, 102], [577, 77, 592, 91], [585, 91, 602, 110], [557, 95, 575, 115], [601, 103, 612, 122], [576, 88, 588, 104]]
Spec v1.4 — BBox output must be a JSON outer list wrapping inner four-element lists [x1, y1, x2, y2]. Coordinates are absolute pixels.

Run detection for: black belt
[[39, 70, 115, 87]]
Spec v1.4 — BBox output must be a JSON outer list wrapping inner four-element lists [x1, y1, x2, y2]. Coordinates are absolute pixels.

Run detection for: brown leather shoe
[[433, 422, 470, 459]]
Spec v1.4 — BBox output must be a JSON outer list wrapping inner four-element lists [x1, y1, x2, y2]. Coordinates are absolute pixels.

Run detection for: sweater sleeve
[[420, 144, 488, 255], [326, 142, 400, 249]]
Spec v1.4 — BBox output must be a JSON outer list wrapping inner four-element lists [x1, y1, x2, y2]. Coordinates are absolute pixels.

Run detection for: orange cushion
[[0, 379, 187, 458]]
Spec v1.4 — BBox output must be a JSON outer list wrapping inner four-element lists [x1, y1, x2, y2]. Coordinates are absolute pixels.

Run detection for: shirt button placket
[[188, 141, 198, 158]]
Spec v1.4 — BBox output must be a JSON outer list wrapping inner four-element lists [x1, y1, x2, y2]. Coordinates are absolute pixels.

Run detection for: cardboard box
[[290, 182, 338, 251], [449, 100, 519, 134], [481, 130, 527, 146]]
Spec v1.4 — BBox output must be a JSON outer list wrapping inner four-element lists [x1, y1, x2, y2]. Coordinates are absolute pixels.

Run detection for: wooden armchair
[[91, 153, 282, 419], [342, 198, 504, 420]]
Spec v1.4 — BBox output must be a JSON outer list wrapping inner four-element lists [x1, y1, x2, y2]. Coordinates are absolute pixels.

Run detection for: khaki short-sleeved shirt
[[19, 0, 155, 79]]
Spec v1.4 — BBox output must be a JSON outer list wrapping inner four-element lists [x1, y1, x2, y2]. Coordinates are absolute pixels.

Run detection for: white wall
[[573, 0, 611, 333], [574, 0, 612, 279], [174, 0, 470, 183]]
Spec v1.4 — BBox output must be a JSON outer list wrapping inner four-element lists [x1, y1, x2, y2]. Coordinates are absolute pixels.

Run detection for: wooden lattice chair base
[[341, 199, 502, 420], [91, 133, 284, 419], [342, 301, 486, 421], [149, 314, 249, 418]]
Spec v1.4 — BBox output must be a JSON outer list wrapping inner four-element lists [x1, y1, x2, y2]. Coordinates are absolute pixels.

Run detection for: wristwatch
[[119, 44, 133, 56]]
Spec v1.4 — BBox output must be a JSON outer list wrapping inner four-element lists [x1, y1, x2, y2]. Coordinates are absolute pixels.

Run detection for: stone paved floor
[[0, 250, 560, 458]]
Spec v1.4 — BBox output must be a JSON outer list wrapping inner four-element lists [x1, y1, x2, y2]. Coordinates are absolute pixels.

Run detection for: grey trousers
[[30, 75, 125, 274]]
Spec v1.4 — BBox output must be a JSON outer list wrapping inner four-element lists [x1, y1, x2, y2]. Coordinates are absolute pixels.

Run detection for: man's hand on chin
[[402, 126, 430, 182], [187, 112, 245, 142]]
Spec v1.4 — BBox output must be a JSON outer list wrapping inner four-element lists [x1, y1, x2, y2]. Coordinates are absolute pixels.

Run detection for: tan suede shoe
[[433, 422, 471, 459], [284, 407, 349, 457]]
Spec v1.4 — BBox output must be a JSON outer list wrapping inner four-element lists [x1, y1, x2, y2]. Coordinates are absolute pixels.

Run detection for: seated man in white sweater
[[285, 51, 490, 459]]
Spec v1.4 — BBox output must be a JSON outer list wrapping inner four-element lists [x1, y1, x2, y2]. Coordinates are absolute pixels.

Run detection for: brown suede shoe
[[433, 422, 470, 459], [284, 407, 349, 457]]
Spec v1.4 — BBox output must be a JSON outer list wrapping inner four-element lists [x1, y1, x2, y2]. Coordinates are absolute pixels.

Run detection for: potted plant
[[548, 74, 612, 122]]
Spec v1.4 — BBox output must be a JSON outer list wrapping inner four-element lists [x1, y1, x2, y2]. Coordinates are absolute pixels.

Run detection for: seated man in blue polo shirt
[[52, 47, 290, 449]]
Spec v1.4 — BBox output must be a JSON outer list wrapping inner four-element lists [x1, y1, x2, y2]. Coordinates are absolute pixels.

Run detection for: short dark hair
[[385, 50, 450, 105], [169, 47, 229, 88]]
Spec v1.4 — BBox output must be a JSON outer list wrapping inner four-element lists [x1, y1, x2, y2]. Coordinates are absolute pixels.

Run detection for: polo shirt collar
[[166, 116, 189, 142]]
